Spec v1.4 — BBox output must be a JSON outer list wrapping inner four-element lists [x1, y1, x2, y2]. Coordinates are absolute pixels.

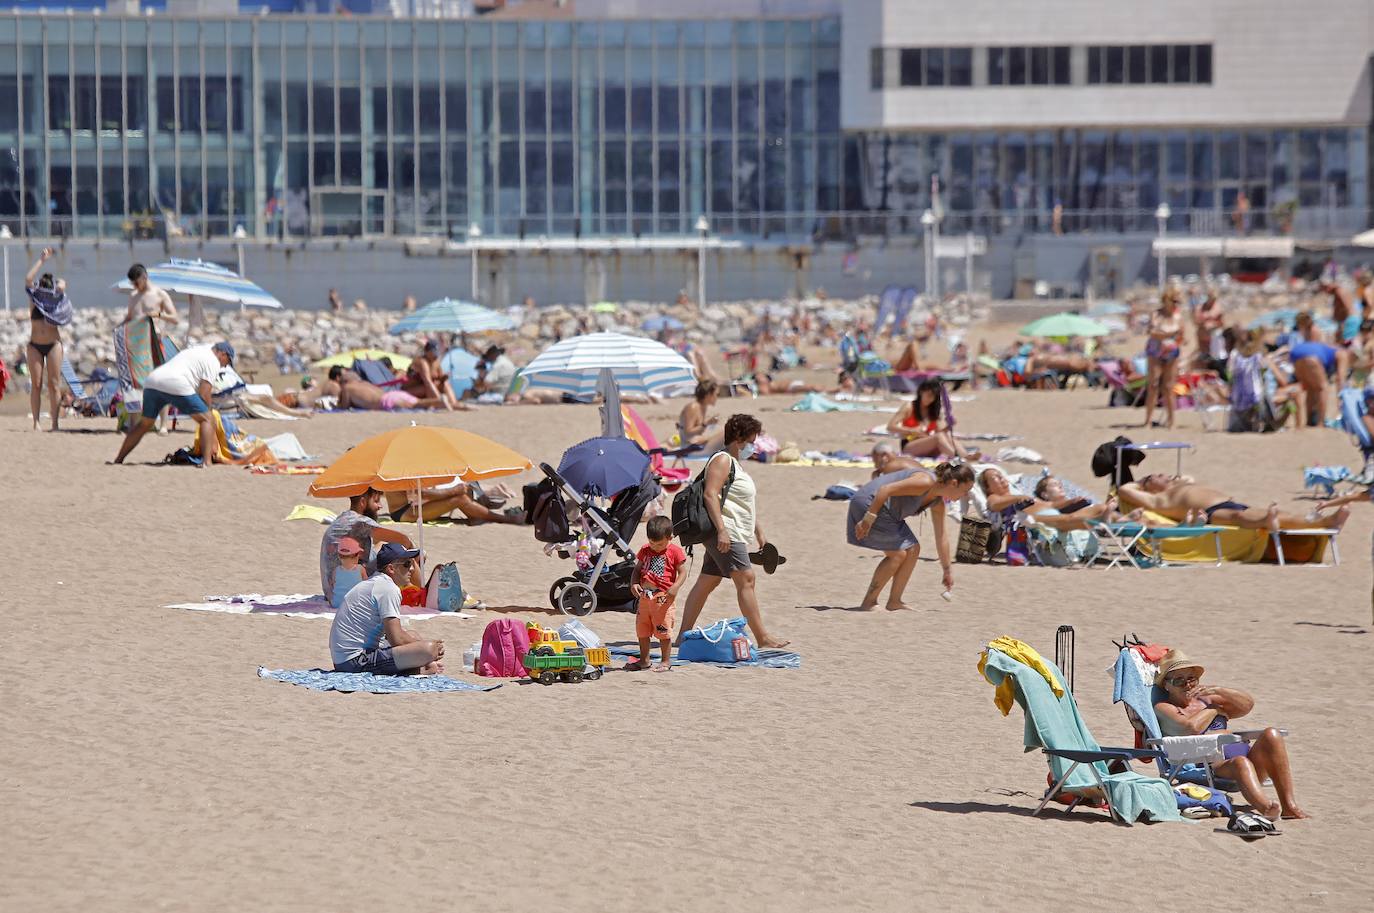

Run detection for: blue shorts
[[334, 648, 400, 675], [142, 388, 209, 418]]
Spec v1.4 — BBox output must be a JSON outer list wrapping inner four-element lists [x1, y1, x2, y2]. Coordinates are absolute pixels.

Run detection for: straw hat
[[1154, 649, 1205, 686]]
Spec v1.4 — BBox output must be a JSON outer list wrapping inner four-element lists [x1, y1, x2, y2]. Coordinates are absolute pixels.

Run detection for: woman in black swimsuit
[[25, 247, 72, 431]]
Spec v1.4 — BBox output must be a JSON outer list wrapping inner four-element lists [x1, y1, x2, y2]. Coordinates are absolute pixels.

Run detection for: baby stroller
[[533, 461, 662, 617]]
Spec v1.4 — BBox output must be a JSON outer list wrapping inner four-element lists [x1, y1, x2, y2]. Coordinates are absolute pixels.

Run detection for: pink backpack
[[477, 618, 531, 677]]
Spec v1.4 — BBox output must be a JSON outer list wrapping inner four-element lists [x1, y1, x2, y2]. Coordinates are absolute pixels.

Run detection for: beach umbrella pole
[[414, 480, 425, 581]]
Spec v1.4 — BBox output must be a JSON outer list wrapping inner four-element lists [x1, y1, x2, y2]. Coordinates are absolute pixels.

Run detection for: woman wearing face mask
[[848, 460, 976, 610], [674, 413, 789, 649]]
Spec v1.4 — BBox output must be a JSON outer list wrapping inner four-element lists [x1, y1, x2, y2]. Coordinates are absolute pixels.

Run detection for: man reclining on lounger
[[1119, 473, 1350, 531]]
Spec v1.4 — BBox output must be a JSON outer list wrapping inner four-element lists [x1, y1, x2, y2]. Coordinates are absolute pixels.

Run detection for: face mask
[[738, 443, 756, 461]]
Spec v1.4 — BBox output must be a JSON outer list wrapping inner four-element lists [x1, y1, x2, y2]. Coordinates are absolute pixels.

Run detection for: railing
[[0, 205, 1367, 244]]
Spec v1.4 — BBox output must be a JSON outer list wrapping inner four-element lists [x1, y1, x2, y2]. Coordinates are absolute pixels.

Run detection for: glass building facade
[[0, 12, 1365, 241], [0, 13, 843, 239]]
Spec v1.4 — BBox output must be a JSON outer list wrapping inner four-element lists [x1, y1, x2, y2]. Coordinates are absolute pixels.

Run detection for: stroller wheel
[[549, 576, 577, 611], [557, 581, 597, 618]]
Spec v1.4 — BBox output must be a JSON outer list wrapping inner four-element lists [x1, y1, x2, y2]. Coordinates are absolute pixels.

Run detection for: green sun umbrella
[[1019, 312, 1111, 339]]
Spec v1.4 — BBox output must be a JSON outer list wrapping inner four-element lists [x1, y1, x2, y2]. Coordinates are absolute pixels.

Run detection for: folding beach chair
[[61, 360, 121, 418], [1111, 645, 1288, 791], [1017, 514, 1102, 568], [1100, 360, 1147, 407], [1091, 522, 1227, 569], [979, 645, 1178, 825], [351, 358, 404, 389]]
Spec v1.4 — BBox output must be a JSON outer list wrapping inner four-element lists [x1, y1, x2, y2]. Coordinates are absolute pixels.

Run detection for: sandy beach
[[3, 383, 1372, 912]]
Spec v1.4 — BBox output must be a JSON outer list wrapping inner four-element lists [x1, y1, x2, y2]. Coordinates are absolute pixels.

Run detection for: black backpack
[[529, 481, 571, 543], [671, 454, 735, 547]]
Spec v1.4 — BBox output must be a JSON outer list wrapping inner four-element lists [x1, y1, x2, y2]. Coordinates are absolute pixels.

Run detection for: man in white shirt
[[111, 341, 234, 467], [329, 542, 445, 675]]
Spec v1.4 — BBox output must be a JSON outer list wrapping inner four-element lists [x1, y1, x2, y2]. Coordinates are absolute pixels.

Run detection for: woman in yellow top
[[674, 413, 788, 649]]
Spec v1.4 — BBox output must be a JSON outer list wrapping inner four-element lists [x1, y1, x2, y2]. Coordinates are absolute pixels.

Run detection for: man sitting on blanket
[[329, 542, 445, 676], [1119, 473, 1350, 531]]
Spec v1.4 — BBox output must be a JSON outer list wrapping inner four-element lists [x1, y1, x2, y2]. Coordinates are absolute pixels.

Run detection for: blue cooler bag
[[677, 616, 758, 664]]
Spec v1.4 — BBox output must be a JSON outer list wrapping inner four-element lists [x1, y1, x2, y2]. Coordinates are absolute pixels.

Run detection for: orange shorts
[[636, 593, 676, 640]]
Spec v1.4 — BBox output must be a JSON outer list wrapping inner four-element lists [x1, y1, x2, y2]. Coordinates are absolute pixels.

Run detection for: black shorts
[[701, 540, 753, 577], [334, 648, 400, 675]]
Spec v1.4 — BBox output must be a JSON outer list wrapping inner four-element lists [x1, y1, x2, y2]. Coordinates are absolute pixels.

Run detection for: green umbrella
[[1019, 312, 1111, 339], [590, 301, 619, 314]]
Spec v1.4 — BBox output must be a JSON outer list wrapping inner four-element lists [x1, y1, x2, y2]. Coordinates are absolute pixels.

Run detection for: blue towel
[[607, 645, 801, 670], [1112, 649, 1162, 741], [257, 667, 502, 693], [1304, 465, 1351, 498]]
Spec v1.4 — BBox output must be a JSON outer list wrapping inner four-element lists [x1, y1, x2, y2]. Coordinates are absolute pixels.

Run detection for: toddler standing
[[628, 515, 687, 672]]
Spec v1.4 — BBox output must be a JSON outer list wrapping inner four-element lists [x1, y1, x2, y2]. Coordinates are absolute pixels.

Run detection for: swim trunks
[[380, 390, 419, 411], [1204, 500, 1249, 523]]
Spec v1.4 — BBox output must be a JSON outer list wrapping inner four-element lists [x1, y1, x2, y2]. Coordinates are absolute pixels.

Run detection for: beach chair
[[351, 358, 405, 389], [1017, 513, 1101, 568], [1100, 360, 1147, 407], [1091, 522, 1227, 569], [61, 360, 121, 418], [979, 644, 1179, 825], [1111, 645, 1287, 791]]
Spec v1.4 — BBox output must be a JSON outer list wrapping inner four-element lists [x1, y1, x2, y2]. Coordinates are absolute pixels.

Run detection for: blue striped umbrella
[[112, 258, 282, 308], [518, 332, 697, 397], [389, 298, 516, 335], [1246, 309, 1337, 334]]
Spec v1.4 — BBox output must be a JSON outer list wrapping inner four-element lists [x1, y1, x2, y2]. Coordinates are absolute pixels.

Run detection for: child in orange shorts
[[628, 515, 688, 672]]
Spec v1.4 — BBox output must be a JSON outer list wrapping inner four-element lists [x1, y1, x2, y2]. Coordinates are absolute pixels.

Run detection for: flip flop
[[748, 542, 788, 574], [1226, 812, 1280, 840]]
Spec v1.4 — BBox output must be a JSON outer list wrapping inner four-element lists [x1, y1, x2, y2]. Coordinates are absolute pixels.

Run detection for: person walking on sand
[[847, 461, 974, 610], [111, 341, 234, 467], [674, 414, 789, 649], [23, 247, 73, 431]]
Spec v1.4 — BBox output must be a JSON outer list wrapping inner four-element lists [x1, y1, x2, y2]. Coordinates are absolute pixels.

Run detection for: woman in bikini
[[677, 379, 723, 451], [1153, 650, 1308, 820], [885, 379, 979, 461], [24, 248, 73, 431], [401, 339, 466, 411], [1143, 289, 1185, 429]]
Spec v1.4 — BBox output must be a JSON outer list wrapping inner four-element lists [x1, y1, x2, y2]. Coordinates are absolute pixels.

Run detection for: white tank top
[[714, 452, 756, 543]]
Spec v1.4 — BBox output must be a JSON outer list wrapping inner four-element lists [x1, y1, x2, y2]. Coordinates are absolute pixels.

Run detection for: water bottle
[[461, 642, 481, 673]]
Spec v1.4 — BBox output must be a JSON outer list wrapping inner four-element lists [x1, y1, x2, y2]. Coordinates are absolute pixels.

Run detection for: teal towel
[[982, 648, 1181, 825]]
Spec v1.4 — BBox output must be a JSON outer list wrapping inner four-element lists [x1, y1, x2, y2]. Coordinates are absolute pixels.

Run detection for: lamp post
[[920, 210, 936, 299], [232, 222, 247, 275], [467, 222, 482, 301], [1154, 202, 1171, 292], [693, 215, 710, 308], [0, 224, 10, 313]]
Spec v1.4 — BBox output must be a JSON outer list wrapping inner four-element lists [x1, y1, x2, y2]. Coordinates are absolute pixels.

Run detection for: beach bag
[[678, 616, 757, 664], [424, 561, 465, 612], [672, 454, 735, 548], [955, 517, 993, 564], [531, 484, 571, 543], [163, 447, 203, 466], [477, 618, 530, 677], [1004, 525, 1029, 566], [558, 618, 603, 650]]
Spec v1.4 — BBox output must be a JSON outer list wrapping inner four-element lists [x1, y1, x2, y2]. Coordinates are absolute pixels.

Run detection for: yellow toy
[[524, 622, 611, 684]]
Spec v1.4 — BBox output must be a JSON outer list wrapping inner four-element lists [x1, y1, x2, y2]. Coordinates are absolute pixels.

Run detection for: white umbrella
[[389, 297, 516, 335], [518, 332, 696, 397], [1352, 228, 1374, 248]]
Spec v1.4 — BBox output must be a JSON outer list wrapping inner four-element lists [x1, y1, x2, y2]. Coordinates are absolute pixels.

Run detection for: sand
[[3, 383, 1372, 912]]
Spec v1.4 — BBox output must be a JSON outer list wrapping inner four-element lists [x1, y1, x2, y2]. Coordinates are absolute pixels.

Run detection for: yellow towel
[[285, 504, 338, 524], [979, 636, 1065, 716]]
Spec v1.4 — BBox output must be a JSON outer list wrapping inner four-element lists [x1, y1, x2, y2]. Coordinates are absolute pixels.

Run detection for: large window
[[1088, 44, 1212, 85], [873, 47, 974, 88], [987, 46, 1070, 86]]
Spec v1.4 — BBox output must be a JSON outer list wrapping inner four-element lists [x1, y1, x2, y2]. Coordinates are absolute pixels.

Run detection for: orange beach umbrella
[[309, 424, 532, 567]]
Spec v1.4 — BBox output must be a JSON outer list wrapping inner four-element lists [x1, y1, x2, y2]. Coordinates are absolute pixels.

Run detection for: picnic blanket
[[257, 667, 500, 693], [789, 392, 887, 413], [607, 644, 801, 670], [167, 593, 459, 619]]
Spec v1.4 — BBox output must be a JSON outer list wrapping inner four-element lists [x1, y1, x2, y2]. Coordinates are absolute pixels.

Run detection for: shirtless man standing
[[336, 371, 445, 411], [123, 263, 179, 329], [1120, 473, 1350, 532]]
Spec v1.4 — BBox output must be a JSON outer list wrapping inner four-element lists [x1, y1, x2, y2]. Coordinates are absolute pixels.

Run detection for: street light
[[1154, 202, 1171, 292], [232, 222, 247, 277], [694, 215, 710, 308], [0, 224, 11, 313], [920, 210, 936, 299], [467, 222, 483, 301]]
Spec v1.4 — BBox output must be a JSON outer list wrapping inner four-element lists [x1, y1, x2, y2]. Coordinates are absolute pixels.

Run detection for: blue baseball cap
[[212, 340, 236, 364], [376, 542, 421, 568]]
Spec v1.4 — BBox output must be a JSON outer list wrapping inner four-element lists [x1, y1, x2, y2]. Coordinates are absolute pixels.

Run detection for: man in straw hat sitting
[[1153, 649, 1308, 820]]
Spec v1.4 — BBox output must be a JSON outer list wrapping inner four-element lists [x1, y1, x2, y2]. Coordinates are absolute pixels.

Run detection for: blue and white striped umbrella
[[112, 258, 282, 308], [518, 332, 697, 397], [389, 298, 516, 336]]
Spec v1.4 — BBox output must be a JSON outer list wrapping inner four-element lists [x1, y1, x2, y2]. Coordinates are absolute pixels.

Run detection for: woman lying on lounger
[[978, 468, 1138, 530], [1154, 649, 1308, 820]]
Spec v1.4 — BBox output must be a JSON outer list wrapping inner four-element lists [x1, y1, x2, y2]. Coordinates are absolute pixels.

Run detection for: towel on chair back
[[980, 647, 1181, 824]]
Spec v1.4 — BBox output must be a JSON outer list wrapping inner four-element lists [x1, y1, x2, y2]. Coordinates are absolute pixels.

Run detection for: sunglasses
[[1166, 674, 1200, 687]]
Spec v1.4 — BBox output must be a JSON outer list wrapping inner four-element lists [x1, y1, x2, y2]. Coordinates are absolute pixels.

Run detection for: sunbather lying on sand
[[337, 373, 446, 411], [1119, 473, 1350, 531], [383, 484, 525, 525]]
